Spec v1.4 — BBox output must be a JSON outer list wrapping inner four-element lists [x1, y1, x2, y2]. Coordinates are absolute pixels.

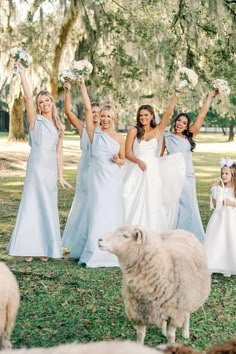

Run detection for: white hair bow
[[219, 157, 234, 168]]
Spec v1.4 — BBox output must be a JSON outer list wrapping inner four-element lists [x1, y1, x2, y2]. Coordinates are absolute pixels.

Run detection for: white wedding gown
[[204, 186, 236, 275], [123, 138, 185, 233]]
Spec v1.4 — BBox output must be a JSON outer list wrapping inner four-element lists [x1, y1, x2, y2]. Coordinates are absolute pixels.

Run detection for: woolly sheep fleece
[[99, 225, 211, 344], [0, 262, 20, 350], [1, 341, 160, 354]]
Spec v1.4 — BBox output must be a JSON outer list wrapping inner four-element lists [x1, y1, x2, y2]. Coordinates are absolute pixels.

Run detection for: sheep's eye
[[122, 234, 129, 239]]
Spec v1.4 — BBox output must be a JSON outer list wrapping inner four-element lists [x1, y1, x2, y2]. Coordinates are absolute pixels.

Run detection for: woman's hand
[[77, 76, 85, 86], [211, 90, 219, 98], [137, 159, 147, 171], [175, 86, 185, 96], [112, 154, 119, 163], [112, 154, 125, 166], [14, 61, 24, 74], [64, 81, 71, 91], [59, 176, 73, 189]]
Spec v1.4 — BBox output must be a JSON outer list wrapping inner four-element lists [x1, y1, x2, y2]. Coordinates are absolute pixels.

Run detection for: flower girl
[[204, 158, 236, 277]]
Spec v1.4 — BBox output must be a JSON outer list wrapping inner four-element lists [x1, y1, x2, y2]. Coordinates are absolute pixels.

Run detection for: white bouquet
[[60, 68, 77, 84], [70, 59, 93, 80], [213, 79, 230, 97], [176, 67, 198, 91], [10, 47, 33, 76]]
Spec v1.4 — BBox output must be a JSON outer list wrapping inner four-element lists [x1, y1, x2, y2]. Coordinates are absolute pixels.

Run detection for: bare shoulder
[[128, 126, 138, 134], [114, 131, 125, 144], [127, 127, 138, 138]]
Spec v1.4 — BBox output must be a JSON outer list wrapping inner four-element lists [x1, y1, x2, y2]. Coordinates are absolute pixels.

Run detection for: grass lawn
[[0, 133, 235, 351]]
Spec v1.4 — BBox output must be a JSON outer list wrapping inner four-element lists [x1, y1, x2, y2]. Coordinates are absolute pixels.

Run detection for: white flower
[[176, 67, 198, 89], [10, 47, 19, 57], [70, 59, 93, 78], [60, 68, 77, 83], [19, 52, 27, 61], [10, 48, 33, 68], [213, 79, 231, 97]]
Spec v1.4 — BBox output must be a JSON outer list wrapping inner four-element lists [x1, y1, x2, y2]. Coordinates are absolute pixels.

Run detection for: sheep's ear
[[133, 228, 144, 244]]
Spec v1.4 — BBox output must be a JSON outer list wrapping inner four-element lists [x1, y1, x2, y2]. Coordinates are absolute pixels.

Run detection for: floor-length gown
[[204, 186, 236, 275], [8, 115, 62, 258], [164, 131, 205, 243], [62, 127, 91, 258], [77, 128, 123, 267], [123, 138, 169, 233]]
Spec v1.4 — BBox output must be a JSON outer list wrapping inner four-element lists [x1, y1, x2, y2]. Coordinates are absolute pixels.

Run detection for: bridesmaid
[[8, 62, 71, 262], [161, 91, 218, 242], [77, 80, 125, 268], [62, 82, 100, 258]]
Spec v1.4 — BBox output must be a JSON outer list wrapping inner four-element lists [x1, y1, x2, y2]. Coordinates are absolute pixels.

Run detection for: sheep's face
[[98, 224, 146, 256]]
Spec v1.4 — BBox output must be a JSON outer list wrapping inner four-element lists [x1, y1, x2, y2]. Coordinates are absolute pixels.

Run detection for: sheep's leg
[[167, 323, 176, 344], [134, 325, 146, 345], [182, 313, 190, 339], [162, 320, 167, 337], [0, 307, 11, 350], [1, 332, 12, 350]]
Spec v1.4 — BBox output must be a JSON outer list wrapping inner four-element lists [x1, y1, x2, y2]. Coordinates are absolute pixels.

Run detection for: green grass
[[0, 134, 235, 352]]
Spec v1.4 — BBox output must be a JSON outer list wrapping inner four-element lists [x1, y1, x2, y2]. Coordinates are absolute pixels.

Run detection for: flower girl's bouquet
[[213, 79, 230, 98], [10, 48, 33, 76], [176, 67, 198, 94], [70, 59, 93, 81]]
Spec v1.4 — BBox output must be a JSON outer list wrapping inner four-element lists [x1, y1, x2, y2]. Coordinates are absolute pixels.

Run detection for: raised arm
[[157, 94, 178, 134], [160, 137, 166, 156], [16, 62, 35, 130], [64, 82, 83, 136], [190, 91, 218, 136], [79, 80, 93, 143]]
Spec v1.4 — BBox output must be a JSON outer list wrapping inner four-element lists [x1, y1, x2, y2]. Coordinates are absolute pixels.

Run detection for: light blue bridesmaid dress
[[62, 127, 91, 257], [164, 131, 205, 243], [77, 128, 123, 267], [8, 115, 62, 258]]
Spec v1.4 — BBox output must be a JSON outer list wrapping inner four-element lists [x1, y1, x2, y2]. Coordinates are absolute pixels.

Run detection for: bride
[[123, 90, 185, 233]]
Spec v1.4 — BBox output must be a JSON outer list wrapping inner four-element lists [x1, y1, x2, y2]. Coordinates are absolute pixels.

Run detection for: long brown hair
[[172, 113, 196, 151], [36, 91, 63, 136], [135, 104, 156, 140]]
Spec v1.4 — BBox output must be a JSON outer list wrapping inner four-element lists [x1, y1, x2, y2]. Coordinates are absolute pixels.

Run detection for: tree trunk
[[228, 124, 234, 141], [221, 126, 226, 135], [49, 2, 80, 100], [8, 93, 26, 141]]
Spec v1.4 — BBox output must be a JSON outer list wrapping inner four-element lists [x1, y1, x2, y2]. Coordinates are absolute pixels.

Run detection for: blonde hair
[[36, 91, 63, 136], [221, 163, 236, 198], [100, 104, 117, 123], [230, 163, 236, 198]]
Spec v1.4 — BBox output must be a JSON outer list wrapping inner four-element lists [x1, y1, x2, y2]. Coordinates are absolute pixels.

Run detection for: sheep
[[158, 343, 200, 354], [1, 340, 161, 354], [207, 338, 236, 354], [0, 262, 20, 350], [98, 225, 211, 344]]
